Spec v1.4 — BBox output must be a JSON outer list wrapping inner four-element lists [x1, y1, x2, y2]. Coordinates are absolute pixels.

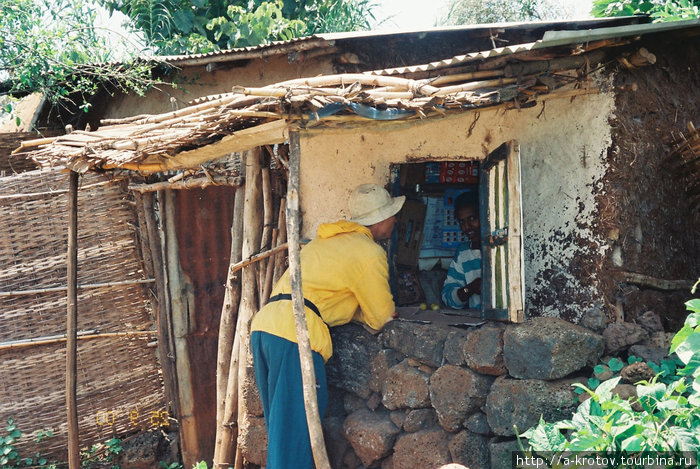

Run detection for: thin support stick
[[287, 131, 331, 469], [66, 170, 80, 468]]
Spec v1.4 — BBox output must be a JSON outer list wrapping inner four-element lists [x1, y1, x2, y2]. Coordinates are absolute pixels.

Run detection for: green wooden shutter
[[478, 141, 524, 322]]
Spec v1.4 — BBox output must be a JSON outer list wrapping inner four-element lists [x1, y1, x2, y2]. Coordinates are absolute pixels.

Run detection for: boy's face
[[456, 204, 480, 247]]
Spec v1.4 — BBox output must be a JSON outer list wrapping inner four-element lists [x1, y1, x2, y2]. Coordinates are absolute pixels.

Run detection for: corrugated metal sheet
[[173, 185, 236, 463], [366, 18, 700, 77], [153, 17, 646, 66]]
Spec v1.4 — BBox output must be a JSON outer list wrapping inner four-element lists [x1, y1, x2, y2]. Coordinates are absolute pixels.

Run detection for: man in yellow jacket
[[251, 183, 404, 469]]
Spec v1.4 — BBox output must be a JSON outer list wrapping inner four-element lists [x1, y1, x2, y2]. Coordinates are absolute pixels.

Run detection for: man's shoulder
[[455, 245, 480, 262]]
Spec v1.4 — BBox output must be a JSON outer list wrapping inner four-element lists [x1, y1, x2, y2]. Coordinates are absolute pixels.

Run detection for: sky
[[370, 0, 595, 31]]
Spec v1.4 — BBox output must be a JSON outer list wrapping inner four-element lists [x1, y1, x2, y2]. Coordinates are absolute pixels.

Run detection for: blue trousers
[[251, 331, 328, 469]]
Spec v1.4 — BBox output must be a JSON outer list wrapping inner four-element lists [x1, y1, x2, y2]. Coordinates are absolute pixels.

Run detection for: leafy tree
[[591, 0, 700, 22], [438, 0, 572, 25], [100, 0, 378, 55], [0, 0, 158, 121]]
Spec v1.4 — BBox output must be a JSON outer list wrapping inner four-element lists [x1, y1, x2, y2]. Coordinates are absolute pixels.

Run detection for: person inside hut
[[250, 183, 404, 469], [441, 190, 482, 309]]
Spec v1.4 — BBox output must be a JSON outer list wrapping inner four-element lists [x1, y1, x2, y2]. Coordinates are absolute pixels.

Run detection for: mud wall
[[299, 89, 616, 322], [597, 35, 700, 331]]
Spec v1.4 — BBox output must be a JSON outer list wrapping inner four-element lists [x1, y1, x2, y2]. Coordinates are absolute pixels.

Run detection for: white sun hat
[[347, 183, 406, 226]]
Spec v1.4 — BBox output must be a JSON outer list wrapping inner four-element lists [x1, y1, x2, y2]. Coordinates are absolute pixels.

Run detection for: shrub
[[518, 292, 700, 466]]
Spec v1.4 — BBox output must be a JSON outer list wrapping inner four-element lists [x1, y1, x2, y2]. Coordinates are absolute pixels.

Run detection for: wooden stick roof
[[12, 34, 656, 174]]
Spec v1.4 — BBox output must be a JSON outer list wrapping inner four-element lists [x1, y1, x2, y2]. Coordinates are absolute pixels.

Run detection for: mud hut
[[4, 16, 699, 468]]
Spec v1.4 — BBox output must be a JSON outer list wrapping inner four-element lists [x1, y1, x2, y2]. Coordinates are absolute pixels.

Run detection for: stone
[[382, 320, 450, 367], [580, 303, 606, 333], [464, 323, 507, 376], [439, 465, 469, 469], [464, 412, 491, 435], [403, 408, 438, 432], [593, 364, 614, 381], [390, 410, 407, 429], [327, 385, 347, 418], [504, 317, 603, 380], [444, 329, 470, 365], [114, 430, 169, 469], [430, 364, 494, 432], [370, 348, 404, 393], [636, 310, 664, 333], [344, 392, 366, 414], [449, 430, 490, 469], [645, 331, 674, 349], [367, 392, 382, 411], [620, 361, 655, 384], [488, 438, 523, 469], [602, 322, 649, 355], [343, 408, 400, 468], [327, 323, 382, 398], [324, 415, 351, 469], [342, 448, 361, 469], [381, 455, 395, 469], [612, 384, 642, 411], [381, 359, 432, 410], [393, 426, 451, 469], [629, 344, 669, 364], [484, 377, 580, 436], [243, 364, 263, 417], [238, 415, 267, 467]]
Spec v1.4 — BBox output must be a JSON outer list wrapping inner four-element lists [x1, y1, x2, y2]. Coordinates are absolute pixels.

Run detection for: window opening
[[392, 161, 482, 320], [390, 142, 524, 324]]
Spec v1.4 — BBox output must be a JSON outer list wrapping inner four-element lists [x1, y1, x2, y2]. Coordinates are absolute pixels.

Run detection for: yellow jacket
[[250, 220, 395, 361]]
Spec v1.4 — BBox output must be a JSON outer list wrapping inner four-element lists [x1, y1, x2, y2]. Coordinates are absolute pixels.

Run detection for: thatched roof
[[13, 20, 682, 174]]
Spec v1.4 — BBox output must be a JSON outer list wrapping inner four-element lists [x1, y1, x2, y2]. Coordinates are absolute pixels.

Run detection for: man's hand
[[457, 278, 482, 303]]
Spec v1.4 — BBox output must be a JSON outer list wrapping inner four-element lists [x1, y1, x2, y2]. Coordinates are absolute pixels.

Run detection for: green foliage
[[519, 294, 700, 464], [160, 461, 183, 469], [0, 420, 56, 469], [591, 0, 700, 22], [101, 0, 377, 55], [0, 419, 21, 467], [0, 0, 159, 120]]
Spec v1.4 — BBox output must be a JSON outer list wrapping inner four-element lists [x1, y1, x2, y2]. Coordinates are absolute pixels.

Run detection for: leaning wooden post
[[213, 182, 246, 465], [287, 131, 331, 469], [233, 148, 263, 469], [66, 170, 80, 468]]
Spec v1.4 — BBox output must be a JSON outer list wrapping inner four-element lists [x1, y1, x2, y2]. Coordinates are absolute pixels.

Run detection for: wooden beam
[[620, 272, 694, 291], [66, 170, 80, 469], [287, 131, 331, 469], [110, 119, 289, 173], [129, 175, 243, 193], [0, 278, 155, 297]]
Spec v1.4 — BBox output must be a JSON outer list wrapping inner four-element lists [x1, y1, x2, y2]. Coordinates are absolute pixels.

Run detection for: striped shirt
[[441, 243, 481, 309]]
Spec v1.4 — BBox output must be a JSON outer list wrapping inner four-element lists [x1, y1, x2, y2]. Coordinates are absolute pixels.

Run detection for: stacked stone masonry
[[241, 313, 672, 468]]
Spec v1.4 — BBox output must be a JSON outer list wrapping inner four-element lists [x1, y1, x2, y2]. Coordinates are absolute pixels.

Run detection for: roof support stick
[[287, 130, 331, 469], [66, 169, 80, 468]]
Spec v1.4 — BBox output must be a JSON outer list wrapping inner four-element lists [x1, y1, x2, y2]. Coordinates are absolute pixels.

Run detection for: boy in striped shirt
[[441, 191, 482, 309]]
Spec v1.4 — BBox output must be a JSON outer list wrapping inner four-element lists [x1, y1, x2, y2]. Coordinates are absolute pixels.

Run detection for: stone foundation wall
[[240, 313, 670, 469]]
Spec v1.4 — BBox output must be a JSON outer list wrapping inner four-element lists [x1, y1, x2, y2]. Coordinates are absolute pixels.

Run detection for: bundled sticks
[[11, 44, 626, 174]]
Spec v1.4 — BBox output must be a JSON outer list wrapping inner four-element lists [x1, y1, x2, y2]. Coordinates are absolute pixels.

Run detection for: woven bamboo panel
[[0, 168, 166, 461]]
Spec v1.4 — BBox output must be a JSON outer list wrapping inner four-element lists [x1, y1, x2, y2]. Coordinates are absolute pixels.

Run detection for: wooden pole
[[66, 170, 80, 469], [258, 167, 273, 308], [287, 131, 331, 469], [272, 198, 287, 286], [233, 147, 263, 469], [141, 192, 180, 419], [213, 182, 246, 466]]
